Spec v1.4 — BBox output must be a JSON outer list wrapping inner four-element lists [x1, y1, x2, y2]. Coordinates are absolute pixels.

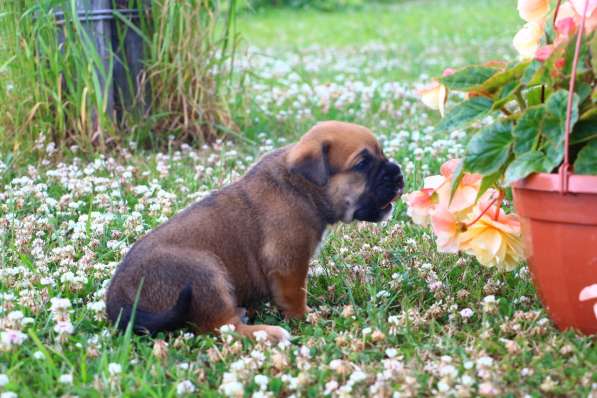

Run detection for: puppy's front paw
[[255, 326, 292, 343]]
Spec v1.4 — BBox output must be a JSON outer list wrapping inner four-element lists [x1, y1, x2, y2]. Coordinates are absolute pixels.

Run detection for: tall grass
[[0, 0, 239, 159]]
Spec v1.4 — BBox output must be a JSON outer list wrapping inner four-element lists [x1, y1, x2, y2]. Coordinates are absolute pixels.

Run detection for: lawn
[[1, 0, 596, 397]]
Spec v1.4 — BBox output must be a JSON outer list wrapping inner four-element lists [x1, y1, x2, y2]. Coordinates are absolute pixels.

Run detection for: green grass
[[239, 0, 519, 48], [1, 1, 596, 397], [0, 0, 238, 159]]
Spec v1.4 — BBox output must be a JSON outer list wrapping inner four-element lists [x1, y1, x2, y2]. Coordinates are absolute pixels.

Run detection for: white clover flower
[[108, 363, 122, 376], [220, 380, 243, 397], [0, 374, 8, 387], [1, 392, 18, 398], [459, 308, 474, 319], [0, 330, 28, 350], [437, 380, 451, 392], [219, 324, 236, 334], [439, 364, 458, 379], [253, 330, 269, 342], [348, 370, 367, 384], [477, 356, 494, 367], [479, 381, 499, 396], [385, 348, 398, 358], [7, 311, 24, 322], [176, 380, 196, 396], [54, 320, 74, 335], [324, 380, 339, 395], [58, 374, 73, 384], [254, 374, 269, 390], [461, 374, 475, 386], [251, 392, 272, 398], [50, 297, 72, 313]]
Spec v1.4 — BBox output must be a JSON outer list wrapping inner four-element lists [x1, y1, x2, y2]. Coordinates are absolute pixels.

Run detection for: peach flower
[[430, 205, 462, 253], [517, 0, 550, 22], [458, 207, 524, 271], [418, 81, 447, 117], [436, 159, 482, 214], [403, 175, 445, 226], [513, 21, 545, 60]]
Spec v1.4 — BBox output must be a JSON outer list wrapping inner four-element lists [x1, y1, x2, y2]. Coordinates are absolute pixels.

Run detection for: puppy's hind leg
[[206, 290, 291, 343], [182, 257, 291, 343]]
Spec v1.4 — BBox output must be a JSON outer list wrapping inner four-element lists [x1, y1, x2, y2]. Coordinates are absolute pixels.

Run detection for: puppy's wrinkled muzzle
[[353, 161, 404, 222]]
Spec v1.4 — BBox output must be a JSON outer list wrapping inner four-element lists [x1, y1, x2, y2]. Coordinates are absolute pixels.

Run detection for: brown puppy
[[106, 121, 404, 341]]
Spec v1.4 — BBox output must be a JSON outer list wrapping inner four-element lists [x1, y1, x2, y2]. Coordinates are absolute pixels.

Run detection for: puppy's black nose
[[383, 162, 403, 184]]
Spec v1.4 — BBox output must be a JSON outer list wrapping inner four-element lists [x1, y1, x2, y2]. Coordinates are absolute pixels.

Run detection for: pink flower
[[555, 17, 577, 38], [535, 45, 555, 62], [442, 68, 456, 77], [570, 0, 597, 16], [556, 1, 597, 35]]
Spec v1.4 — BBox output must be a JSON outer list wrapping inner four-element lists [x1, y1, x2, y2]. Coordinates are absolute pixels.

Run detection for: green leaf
[[504, 151, 548, 185], [465, 122, 513, 175], [563, 32, 590, 76], [546, 90, 578, 127], [574, 139, 597, 174], [439, 66, 497, 91], [526, 86, 548, 107], [571, 119, 597, 145], [449, 159, 465, 202], [576, 81, 592, 104], [476, 171, 502, 200], [542, 115, 565, 171], [479, 61, 530, 93], [436, 96, 493, 132], [542, 90, 580, 170], [513, 106, 544, 155], [590, 33, 597, 76], [521, 60, 544, 85], [492, 81, 519, 110]]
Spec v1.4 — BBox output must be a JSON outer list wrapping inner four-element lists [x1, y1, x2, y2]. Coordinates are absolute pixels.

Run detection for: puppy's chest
[[261, 226, 324, 268], [313, 228, 329, 258]]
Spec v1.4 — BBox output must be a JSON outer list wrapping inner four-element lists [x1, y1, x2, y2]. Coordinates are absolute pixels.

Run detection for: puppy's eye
[[354, 157, 369, 170]]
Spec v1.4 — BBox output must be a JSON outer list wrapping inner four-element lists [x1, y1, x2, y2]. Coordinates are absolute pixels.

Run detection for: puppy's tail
[[115, 284, 193, 336]]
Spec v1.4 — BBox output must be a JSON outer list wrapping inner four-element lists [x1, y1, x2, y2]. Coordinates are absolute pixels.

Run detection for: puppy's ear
[[287, 140, 330, 186]]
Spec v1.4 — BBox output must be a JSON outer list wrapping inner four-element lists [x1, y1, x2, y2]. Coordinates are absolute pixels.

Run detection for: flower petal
[[513, 22, 545, 60], [518, 0, 550, 22]]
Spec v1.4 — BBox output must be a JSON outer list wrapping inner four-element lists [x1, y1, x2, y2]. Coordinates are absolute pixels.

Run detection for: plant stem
[[500, 107, 512, 116], [514, 89, 526, 111], [466, 195, 498, 228], [493, 191, 504, 221]]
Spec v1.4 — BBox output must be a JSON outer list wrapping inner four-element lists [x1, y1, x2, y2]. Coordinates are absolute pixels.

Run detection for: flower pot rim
[[512, 172, 597, 194], [512, 173, 597, 194]]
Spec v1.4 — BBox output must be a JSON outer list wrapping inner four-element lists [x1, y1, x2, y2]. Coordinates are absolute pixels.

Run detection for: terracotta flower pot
[[512, 172, 597, 335]]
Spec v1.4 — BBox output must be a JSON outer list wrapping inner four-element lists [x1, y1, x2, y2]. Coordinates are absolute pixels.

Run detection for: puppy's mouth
[[379, 189, 402, 210]]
